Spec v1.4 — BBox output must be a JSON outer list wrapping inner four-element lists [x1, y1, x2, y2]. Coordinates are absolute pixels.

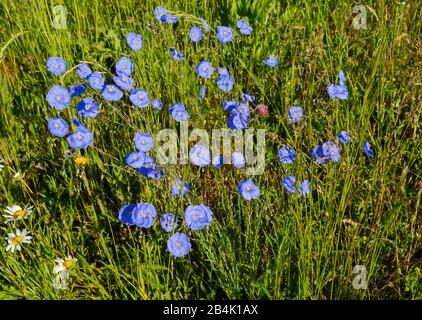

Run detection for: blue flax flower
[[113, 74, 134, 91], [217, 67, 229, 76], [298, 180, 310, 196], [231, 152, 245, 169], [190, 26, 203, 42], [282, 176, 296, 193], [167, 232, 191, 257], [77, 63, 92, 79], [190, 144, 211, 167], [48, 117, 69, 137], [196, 60, 214, 79], [126, 32, 142, 51], [118, 204, 136, 225], [151, 98, 163, 110], [76, 98, 99, 118], [217, 74, 234, 92], [70, 83, 87, 97], [46, 86, 71, 110], [312, 146, 329, 164], [160, 213, 178, 232], [169, 102, 189, 122], [130, 89, 150, 108], [242, 93, 255, 104], [200, 86, 206, 100], [102, 85, 123, 102], [212, 155, 225, 168], [185, 205, 212, 231], [327, 70, 348, 100], [134, 132, 154, 152], [263, 55, 279, 68], [238, 178, 260, 200], [322, 141, 341, 162], [337, 131, 352, 144], [169, 48, 184, 60], [223, 100, 238, 111], [171, 178, 190, 197], [132, 202, 157, 228], [216, 26, 233, 44], [228, 111, 249, 129], [88, 72, 105, 90], [288, 106, 304, 125], [116, 57, 134, 76], [363, 141, 374, 158], [67, 125, 93, 149], [47, 56, 66, 75], [278, 146, 296, 164], [125, 151, 146, 168], [237, 19, 253, 35]]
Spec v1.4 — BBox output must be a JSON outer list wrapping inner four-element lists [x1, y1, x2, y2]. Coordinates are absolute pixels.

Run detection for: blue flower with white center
[[190, 144, 211, 167], [134, 132, 154, 152], [141, 165, 164, 181], [228, 111, 249, 129], [67, 126, 93, 149], [196, 59, 214, 79], [237, 19, 253, 35], [216, 26, 233, 44], [322, 141, 341, 162], [363, 141, 374, 158], [169, 48, 184, 60], [130, 89, 150, 108], [171, 178, 190, 197], [282, 176, 296, 193], [167, 232, 191, 257], [118, 204, 136, 225], [223, 100, 238, 111], [199, 18, 210, 32], [113, 74, 134, 91], [169, 102, 189, 122], [263, 55, 279, 68], [217, 74, 234, 92], [278, 146, 296, 164], [241, 93, 255, 103], [327, 70, 348, 100], [288, 106, 304, 125], [312, 146, 329, 164], [185, 205, 212, 231], [190, 26, 203, 42], [88, 72, 105, 90], [70, 83, 87, 97], [151, 98, 163, 110], [125, 151, 146, 168], [231, 152, 245, 169], [212, 155, 225, 168], [160, 213, 178, 232], [77, 63, 92, 79], [126, 32, 142, 51], [200, 86, 207, 100], [48, 117, 69, 137], [46, 86, 71, 110], [238, 178, 260, 200], [76, 98, 99, 118], [102, 85, 123, 102], [47, 56, 66, 75], [132, 202, 157, 228], [298, 180, 310, 196], [337, 131, 352, 145], [116, 57, 134, 76], [137, 155, 156, 176]]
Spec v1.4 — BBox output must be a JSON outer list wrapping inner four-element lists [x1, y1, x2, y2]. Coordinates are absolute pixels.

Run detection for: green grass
[[0, 0, 421, 299]]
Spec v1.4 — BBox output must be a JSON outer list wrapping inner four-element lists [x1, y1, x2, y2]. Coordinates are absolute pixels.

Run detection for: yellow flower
[[74, 156, 88, 167]]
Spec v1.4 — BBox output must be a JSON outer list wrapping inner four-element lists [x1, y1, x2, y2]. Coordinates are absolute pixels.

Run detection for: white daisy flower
[[3, 204, 33, 224], [53, 255, 78, 273], [6, 229, 32, 253]]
